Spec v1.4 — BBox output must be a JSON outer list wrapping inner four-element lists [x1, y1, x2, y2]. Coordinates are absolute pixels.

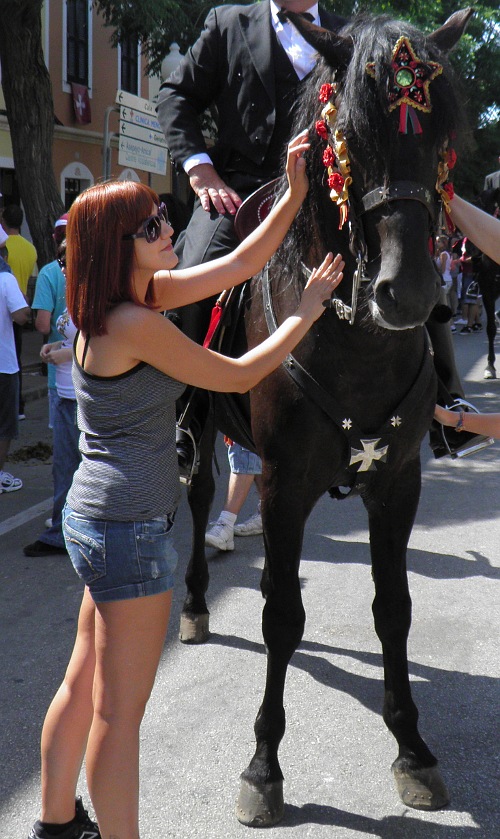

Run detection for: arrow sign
[[119, 137, 167, 176], [119, 107, 167, 147], [116, 89, 167, 174], [116, 89, 157, 116]]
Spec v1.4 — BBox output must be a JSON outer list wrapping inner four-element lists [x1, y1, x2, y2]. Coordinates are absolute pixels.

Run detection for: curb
[[24, 384, 48, 403], [23, 363, 48, 403]]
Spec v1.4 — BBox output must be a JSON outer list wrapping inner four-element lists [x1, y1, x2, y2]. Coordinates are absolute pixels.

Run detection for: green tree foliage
[[345, 0, 500, 194]]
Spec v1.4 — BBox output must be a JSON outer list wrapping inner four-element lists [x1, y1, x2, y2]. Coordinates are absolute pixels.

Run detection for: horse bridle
[[330, 177, 441, 324], [360, 180, 437, 218]]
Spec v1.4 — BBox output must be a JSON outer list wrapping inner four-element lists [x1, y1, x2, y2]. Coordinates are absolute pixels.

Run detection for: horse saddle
[[199, 179, 283, 453], [234, 178, 281, 241]]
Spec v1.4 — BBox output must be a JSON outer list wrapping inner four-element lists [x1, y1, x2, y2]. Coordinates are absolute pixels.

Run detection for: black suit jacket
[[157, 3, 346, 174]]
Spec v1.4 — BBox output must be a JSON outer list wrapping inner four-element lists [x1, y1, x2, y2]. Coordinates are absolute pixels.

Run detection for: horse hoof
[[484, 364, 496, 379], [236, 777, 284, 826], [179, 612, 209, 644], [392, 764, 450, 810]]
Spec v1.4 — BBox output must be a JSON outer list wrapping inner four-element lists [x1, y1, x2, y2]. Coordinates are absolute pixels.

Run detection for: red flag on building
[[71, 83, 92, 124]]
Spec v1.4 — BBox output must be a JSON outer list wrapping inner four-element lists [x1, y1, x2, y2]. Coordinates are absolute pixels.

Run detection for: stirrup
[[176, 424, 200, 486]]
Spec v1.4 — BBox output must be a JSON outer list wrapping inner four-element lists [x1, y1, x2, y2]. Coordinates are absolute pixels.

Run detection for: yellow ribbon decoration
[[321, 102, 352, 228]]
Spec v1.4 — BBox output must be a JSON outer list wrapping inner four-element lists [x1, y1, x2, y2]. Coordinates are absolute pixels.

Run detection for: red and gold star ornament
[[366, 36, 443, 134]]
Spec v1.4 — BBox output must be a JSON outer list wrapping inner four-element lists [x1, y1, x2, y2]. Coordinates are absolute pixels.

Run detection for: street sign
[[119, 107, 167, 148], [116, 90, 167, 176]]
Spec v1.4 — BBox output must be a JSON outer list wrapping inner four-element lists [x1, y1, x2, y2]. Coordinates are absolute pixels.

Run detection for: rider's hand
[[189, 163, 242, 215]]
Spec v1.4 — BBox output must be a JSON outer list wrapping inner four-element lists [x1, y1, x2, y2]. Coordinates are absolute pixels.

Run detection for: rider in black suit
[[157, 1, 345, 341], [157, 2, 345, 468]]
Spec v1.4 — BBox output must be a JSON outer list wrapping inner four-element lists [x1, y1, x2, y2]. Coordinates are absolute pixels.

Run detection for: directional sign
[[116, 89, 167, 176], [120, 107, 167, 149], [116, 89, 157, 116], [118, 137, 168, 176]]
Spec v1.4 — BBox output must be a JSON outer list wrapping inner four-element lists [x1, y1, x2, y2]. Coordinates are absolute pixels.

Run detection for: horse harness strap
[[262, 267, 435, 487], [360, 180, 437, 222]]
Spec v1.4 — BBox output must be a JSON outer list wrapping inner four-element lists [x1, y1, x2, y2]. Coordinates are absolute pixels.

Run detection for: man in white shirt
[[0, 252, 30, 492]]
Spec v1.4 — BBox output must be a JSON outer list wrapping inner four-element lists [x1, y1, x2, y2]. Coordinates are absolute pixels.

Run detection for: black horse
[[178, 8, 473, 825], [473, 187, 500, 379]]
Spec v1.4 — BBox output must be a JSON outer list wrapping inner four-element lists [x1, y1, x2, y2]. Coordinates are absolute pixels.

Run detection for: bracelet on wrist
[[455, 409, 465, 431]]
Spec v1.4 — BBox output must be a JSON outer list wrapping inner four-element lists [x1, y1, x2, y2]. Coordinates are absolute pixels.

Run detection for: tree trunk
[[0, 1, 64, 268]]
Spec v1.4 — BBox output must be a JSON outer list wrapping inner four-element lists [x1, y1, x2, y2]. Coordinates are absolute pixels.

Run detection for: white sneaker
[[0, 471, 23, 493], [205, 519, 234, 551], [234, 510, 263, 537]]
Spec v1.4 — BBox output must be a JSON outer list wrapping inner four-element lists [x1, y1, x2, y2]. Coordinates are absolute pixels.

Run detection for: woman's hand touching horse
[[297, 252, 345, 322], [284, 130, 310, 202]]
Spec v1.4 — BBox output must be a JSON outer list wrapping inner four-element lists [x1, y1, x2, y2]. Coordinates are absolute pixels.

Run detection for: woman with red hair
[[28, 133, 344, 839]]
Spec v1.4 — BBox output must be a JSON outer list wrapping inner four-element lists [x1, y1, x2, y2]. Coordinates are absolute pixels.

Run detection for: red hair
[[66, 180, 159, 335]]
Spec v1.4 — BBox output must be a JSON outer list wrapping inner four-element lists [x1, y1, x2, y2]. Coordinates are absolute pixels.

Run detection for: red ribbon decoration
[[399, 103, 423, 135]]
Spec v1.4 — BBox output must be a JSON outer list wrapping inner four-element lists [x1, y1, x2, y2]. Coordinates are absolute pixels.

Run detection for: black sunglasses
[[122, 202, 170, 244]]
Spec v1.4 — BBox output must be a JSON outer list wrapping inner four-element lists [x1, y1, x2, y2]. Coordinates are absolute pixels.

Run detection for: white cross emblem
[[349, 438, 389, 472], [342, 418, 352, 430], [75, 94, 86, 117], [390, 415, 402, 427]]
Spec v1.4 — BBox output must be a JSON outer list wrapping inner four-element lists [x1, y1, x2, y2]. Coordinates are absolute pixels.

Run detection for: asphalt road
[[1, 327, 499, 838]]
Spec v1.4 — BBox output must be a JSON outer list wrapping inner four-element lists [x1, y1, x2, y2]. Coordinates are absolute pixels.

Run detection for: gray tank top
[[68, 345, 185, 521]]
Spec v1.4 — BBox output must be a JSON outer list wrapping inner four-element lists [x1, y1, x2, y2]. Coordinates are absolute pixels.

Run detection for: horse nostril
[[376, 280, 397, 309]]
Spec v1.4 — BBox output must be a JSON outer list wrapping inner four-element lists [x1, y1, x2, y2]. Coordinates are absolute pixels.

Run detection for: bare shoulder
[[106, 302, 163, 335], [76, 304, 172, 376], [106, 302, 181, 355]]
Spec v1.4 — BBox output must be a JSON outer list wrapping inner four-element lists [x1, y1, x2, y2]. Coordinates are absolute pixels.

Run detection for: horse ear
[[427, 8, 474, 54], [286, 13, 353, 71]]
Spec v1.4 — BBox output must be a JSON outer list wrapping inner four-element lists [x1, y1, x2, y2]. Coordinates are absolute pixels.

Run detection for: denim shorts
[[227, 442, 262, 475], [63, 506, 178, 603]]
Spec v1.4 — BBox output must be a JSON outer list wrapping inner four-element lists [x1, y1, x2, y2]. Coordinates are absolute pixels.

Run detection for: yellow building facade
[[0, 0, 173, 234]]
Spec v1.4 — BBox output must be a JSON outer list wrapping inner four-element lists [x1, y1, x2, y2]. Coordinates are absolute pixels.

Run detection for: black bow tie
[[277, 9, 315, 24]]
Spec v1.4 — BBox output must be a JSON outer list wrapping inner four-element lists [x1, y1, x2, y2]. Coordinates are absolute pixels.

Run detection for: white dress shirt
[[270, 1, 319, 80]]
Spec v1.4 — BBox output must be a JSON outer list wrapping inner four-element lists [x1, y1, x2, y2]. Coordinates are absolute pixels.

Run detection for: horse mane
[[271, 13, 470, 291]]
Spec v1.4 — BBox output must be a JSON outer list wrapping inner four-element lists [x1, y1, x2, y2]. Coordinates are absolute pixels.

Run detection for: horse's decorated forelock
[[313, 36, 458, 321]]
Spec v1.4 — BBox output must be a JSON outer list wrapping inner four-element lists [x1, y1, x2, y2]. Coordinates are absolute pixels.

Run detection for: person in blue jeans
[[205, 441, 263, 552], [24, 243, 81, 557], [31, 214, 68, 429]]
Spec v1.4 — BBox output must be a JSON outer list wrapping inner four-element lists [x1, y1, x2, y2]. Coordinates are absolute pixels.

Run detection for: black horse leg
[[481, 288, 497, 379], [366, 460, 449, 810], [236, 492, 308, 826], [179, 421, 217, 643]]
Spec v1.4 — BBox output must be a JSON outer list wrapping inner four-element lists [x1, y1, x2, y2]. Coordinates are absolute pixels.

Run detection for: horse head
[[286, 9, 473, 330]]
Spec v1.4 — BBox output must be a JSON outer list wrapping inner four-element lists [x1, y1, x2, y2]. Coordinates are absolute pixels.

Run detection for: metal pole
[[103, 105, 119, 180]]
